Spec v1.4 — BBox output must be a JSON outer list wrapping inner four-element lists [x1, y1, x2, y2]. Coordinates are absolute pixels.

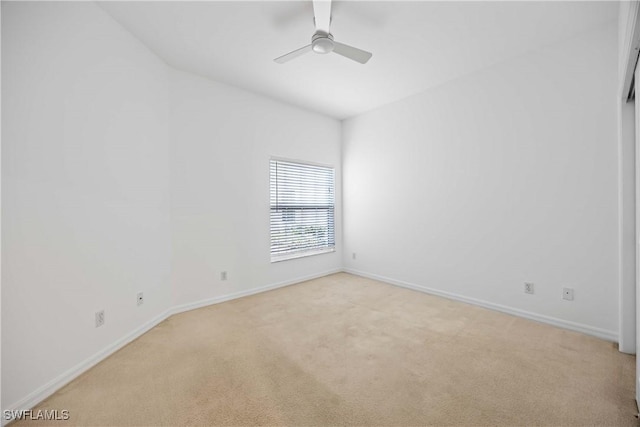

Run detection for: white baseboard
[[344, 268, 618, 342], [2, 268, 341, 426], [5, 266, 616, 425], [2, 309, 172, 426], [170, 268, 343, 316]]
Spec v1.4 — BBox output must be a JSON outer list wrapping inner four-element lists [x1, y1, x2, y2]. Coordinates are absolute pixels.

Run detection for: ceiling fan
[[274, 0, 372, 65]]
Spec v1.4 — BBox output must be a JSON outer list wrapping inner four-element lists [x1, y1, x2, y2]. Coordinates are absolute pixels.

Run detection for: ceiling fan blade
[[274, 44, 313, 64], [313, 0, 332, 33], [333, 42, 372, 64]]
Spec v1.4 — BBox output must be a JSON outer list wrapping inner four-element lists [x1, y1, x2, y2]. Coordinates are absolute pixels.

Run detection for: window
[[270, 159, 335, 262]]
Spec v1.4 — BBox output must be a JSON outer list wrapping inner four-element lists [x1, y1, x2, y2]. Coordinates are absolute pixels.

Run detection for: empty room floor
[[16, 273, 637, 426]]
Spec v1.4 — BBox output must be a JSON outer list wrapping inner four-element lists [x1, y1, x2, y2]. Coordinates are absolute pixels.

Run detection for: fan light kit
[[274, 0, 372, 64], [312, 33, 334, 54]]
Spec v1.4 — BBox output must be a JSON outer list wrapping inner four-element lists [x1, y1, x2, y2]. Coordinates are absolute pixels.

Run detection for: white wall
[[0, 0, 619, 417], [343, 23, 619, 338], [1, 1, 342, 413], [1, 1, 172, 410], [169, 69, 342, 308]]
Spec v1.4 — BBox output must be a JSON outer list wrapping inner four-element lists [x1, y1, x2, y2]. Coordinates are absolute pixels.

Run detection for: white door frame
[[618, 0, 640, 407]]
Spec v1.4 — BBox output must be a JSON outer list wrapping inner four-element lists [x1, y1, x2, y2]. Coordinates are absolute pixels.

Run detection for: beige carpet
[[15, 273, 637, 426]]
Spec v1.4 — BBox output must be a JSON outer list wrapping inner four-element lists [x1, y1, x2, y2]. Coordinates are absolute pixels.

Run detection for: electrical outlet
[[524, 282, 534, 294], [562, 287, 574, 301], [137, 292, 144, 306], [95, 310, 105, 328], [352, 252, 356, 260], [220, 271, 227, 281]]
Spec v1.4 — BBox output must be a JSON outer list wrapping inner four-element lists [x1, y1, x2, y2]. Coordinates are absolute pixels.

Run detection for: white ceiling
[[99, 1, 618, 120]]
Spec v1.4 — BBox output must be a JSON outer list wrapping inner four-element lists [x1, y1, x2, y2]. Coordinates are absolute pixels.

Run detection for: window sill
[[271, 248, 336, 263]]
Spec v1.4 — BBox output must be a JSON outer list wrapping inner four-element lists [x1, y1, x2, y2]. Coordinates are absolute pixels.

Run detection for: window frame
[[269, 157, 336, 263]]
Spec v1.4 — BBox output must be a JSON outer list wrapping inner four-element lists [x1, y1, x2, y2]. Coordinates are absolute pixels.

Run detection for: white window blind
[[270, 159, 335, 262]]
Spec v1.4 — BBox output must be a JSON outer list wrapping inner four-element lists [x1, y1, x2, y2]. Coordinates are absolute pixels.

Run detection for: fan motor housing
[[312, 32, 334, 54]]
